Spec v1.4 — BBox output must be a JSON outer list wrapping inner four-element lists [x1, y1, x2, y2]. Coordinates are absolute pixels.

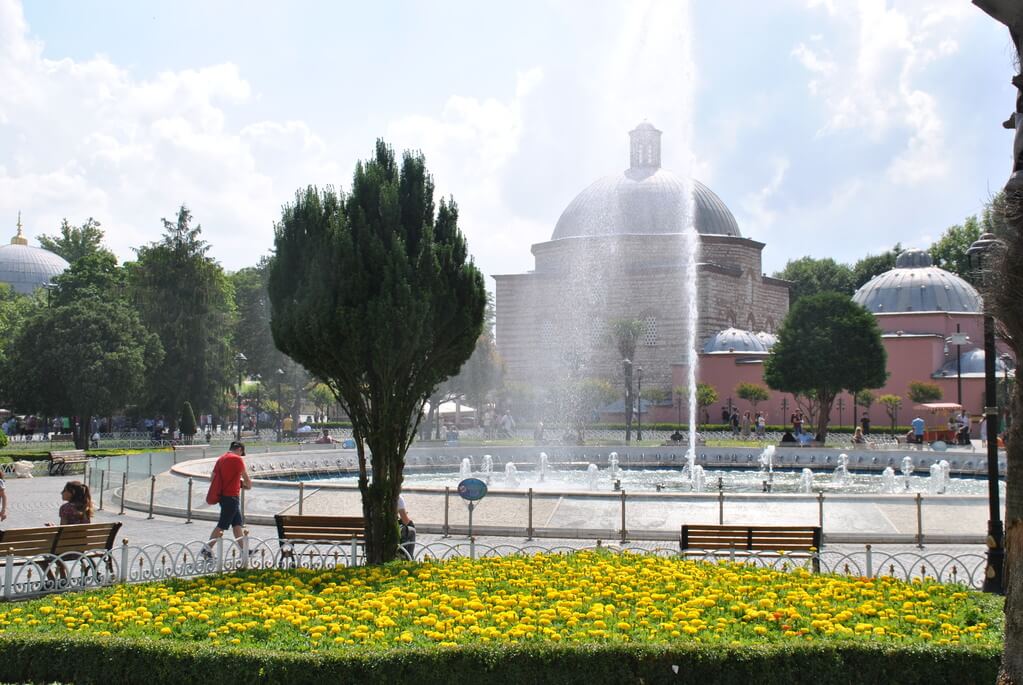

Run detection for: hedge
[[0, 633, 1000, 685]]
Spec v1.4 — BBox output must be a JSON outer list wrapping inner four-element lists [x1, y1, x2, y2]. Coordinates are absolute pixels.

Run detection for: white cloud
[[740, 157, 790, 235]]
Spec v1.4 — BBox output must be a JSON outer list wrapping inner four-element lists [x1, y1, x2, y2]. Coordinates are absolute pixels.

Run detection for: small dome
[[936, 349, 1014, 378], [702, 328, 767, 353], [852, 249, 981, 313], [0, 217, 69, 294], [755, 331, 778, 350], [552, 123, 742, 240]]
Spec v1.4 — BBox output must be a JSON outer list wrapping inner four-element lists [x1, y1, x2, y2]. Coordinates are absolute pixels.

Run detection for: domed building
[[0, 214, 69, 295], [493, 123, 790, 391]]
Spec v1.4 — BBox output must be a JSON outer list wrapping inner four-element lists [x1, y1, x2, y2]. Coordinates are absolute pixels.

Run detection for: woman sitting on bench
[[58, 480, 93, 524]]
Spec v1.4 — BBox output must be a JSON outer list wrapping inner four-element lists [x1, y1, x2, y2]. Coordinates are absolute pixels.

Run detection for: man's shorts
[[216, 496, 243, 530]]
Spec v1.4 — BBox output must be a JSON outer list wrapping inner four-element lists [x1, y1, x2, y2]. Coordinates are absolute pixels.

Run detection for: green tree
[[308, 383, 335, 421], [609, 319, 643, 443], [907, 381, 942, 404], [851, 244, 901, 290], [930, 217, 983, 278], [694, 383, 719, 428], [763, 293, 887, 440], [772, 256, 854, 305], [179, 401, 198, 442], [129, 206, 235, 428], [37, 218, 114, 264], [878, 394, 902, 436], [2, 257, 162, 448], [736, 382, 769, 411], [442, 293, 503, 429], [268, 142, 486, 564]]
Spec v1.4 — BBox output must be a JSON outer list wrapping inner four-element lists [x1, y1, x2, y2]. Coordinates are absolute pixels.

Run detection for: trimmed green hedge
[[0, 633, 999, 685]]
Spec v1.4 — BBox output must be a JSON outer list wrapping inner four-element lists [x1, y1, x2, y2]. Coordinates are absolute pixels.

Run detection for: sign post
[[457, 477, 488, 538]]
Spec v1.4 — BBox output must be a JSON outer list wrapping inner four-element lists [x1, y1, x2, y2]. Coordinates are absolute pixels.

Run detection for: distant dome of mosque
[[0, 214, 70, 295], [755, 331, 778, 350], [551, 123, 742, 240], [851, 248, 981, 314], [702, 328, 767, 353]]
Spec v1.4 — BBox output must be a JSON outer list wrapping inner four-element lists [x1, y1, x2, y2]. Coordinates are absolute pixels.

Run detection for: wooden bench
[[274, 514, 365, 566], [48, 450, 88, 476], [680, 524, 822, 572], [0, 522, 122, 585]]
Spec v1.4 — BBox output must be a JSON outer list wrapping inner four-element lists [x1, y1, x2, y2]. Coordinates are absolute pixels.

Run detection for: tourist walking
[[202, 441, 252, 558]]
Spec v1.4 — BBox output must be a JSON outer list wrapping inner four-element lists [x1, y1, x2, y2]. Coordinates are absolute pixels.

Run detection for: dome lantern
[[629, 121, 662, 169]]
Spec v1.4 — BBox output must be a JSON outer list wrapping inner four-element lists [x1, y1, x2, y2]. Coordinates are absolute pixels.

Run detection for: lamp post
[[234, 352, 247, 441], [276, 368, 284, 442], [636, 366, 643, 442], [780, 397, 788, 426], [967, 232, 1004, 594], [946, 325, 970, 407], [622, 358, 633, 444], [838, 396, 845, 428], [254, 373, 262, 437]]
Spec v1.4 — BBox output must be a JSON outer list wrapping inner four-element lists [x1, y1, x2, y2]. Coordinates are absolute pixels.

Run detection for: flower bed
[[0, 551, 1002, 684]]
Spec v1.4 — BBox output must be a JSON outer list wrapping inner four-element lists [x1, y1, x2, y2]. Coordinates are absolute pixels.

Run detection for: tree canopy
[[37, 218, 115, 264], [268, 141, 486, 563], [772, 257, 854, 305], [763, 293, 887, 439]]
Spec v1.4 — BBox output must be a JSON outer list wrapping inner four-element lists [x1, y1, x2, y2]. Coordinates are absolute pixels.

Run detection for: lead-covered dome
[[702, 328, 767, 353], [552, 123, 741, 240], [0, 217, 69, 294], [852, 248, 981, 314]]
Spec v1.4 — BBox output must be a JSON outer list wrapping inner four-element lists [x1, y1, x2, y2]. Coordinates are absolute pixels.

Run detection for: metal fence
[[0, 536, 989, 601]]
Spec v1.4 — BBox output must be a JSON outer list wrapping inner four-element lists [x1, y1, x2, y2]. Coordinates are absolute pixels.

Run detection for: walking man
[[202, 441, 251, 558]]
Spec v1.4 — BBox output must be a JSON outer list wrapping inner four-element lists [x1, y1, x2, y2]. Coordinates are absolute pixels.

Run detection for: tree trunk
[[357, 427, 404, 564], [73, 410, 91, 450], [1002, 380, 1023, 683], [624, 367, 633, 443]]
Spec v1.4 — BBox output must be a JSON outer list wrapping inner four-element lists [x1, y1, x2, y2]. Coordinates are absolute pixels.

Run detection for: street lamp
[[636, 366, 643, 442], [945, 325, 970, 406], [622, 358, 633, 444], [276, 368, 285, 442], [254, 373, 262, 437], [967, 232, 1004, 594], [234, 352, 247, 441]]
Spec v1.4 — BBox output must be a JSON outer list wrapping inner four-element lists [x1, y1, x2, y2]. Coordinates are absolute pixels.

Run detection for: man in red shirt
[[201, 441, 252, 559]]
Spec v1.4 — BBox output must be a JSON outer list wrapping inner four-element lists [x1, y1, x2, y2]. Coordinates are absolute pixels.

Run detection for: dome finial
[[629, 122, 662, 169], [11, 212, 27, 246]]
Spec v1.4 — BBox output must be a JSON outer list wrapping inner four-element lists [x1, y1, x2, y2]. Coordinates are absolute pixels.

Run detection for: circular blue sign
[[457, 478, 488, 502]]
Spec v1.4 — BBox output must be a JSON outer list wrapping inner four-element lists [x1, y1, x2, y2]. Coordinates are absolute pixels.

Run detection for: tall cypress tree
[[130, 206, 235, 427], [269, 141, 486, 563]]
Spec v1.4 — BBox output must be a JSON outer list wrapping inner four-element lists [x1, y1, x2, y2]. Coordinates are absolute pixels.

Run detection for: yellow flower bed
[[0, 552, 999, 651]]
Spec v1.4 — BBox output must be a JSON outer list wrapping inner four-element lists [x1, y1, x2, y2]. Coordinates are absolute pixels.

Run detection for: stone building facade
[[493, 123, 789, 395]]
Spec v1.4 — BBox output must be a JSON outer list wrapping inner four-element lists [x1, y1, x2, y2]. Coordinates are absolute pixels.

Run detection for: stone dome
[[702, 328, 767, 354], [936, 349, 1014, 378], [0, 217, 69, 294], [755, 331, 778, 350], [852, 248, 981, 314], [552, 123, 741, 240]]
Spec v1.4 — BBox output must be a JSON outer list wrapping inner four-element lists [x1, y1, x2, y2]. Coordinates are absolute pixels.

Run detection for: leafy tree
[[736, 382, 769, 411], [930, 217, 983, 278], [763, 293, 887, 439], [552, 377, 615, 444], [440, 293, 503, 430], [180, 401, 198, 441], [907, 381, 942, 404], [307, 383, 335, 421], [772, 256, 854, 305], [691, 383, 718, 428], [640, 387, 670, 403], [878, 394, 902, 436], [2, 256, 162, 448], [37, 218, 114, 264], [609, 319, 643, 442], [268, 142, 486, 564], [129, 206, 235, 428], [0, 283, 39, 369], [855, 389, 876, 410], [851, 244, 901, 290]]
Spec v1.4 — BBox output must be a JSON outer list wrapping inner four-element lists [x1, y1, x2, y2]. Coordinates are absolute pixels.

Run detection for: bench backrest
[[51, 522, 122, 556], [0, 527, 61, 557], [680, 525, 822, 552], [275, 515, 365, 542], [49, 450, 87, 460]]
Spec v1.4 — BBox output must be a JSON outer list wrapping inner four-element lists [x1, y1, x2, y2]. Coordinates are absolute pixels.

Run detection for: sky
[[0, 0, 1015, 284]]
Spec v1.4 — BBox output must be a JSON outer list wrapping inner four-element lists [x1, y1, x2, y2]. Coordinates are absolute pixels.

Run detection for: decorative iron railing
[[0, 537, 989, 601]]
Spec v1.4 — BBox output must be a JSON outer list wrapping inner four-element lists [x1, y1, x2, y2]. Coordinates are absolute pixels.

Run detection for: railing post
[[865, 544, 873, 577], [119, 472, 127, 515], [185, 478, 193, 524], [240, 530, 250, 570], [470, 537, 476, 560], [119, 539, 129, 583], [215, 537, 225, 574], [620, 490, 627, 543], [350, 537, 358, 567], [817, 491, 825, 528], [98, 470, 105, 511], [4, 548, 13, 600], [718, 490, 725, 524], [298, 482, 305, 515], [443, 486, 450, 537], [146, 475, 156, 519], [916, 493, 924, 549], [527, 488, 534, 540]]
